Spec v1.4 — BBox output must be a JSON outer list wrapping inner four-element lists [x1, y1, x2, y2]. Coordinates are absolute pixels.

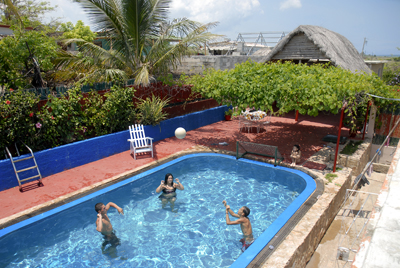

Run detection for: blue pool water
[[0, 153, 315, 268]]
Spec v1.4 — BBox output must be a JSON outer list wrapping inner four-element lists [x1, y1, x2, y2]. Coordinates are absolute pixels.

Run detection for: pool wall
[[0, 106, 230, 191]]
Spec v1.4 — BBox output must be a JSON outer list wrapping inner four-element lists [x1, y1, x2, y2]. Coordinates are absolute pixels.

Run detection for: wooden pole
[[362, 101, 370, 140], [333, 103, 346, 172]]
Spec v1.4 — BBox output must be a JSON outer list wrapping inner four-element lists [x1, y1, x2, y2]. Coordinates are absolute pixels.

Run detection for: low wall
[[172, 55, 268, 74], [0, 105, 229, 191], [263, 138, 374, 267], [164, 98, 219, 119]]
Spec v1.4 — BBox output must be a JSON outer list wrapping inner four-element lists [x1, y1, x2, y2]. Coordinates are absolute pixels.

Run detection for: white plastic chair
[[128, 124, 154, 160], [239, 116, 252, 133]]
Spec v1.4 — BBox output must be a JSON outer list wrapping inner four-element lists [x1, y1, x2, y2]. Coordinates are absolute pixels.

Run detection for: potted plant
[[224, 109, 233, 121]]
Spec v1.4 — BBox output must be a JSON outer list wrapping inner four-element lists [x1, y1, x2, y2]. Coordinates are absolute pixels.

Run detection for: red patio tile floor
[[0, 111, 349, 222]]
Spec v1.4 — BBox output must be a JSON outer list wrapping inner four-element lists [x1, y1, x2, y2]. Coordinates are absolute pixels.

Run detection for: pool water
[[0, 154, 314, 268]]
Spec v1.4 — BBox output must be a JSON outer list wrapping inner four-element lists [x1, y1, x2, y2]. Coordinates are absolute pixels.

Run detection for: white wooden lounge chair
[[128, 124, 154, 160]]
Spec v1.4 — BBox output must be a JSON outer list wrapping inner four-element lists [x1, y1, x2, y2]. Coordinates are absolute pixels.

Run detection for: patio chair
[[128, 124, 154, 160], [239, 116, 252, 133]]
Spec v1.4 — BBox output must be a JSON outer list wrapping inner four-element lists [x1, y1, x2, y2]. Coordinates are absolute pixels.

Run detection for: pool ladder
[[5, 143, 44, 192]]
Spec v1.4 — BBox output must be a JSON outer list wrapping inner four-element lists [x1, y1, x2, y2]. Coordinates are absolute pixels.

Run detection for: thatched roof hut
[[264, 25, 372, 74]]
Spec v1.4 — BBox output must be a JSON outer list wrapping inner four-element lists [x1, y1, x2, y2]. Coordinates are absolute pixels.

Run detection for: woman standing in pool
[[156, 173, 184, 211]]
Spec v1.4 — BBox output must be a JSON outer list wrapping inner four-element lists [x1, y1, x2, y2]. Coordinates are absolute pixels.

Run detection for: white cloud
[[170, 0, 261, 23], [45, 0, 92, 28], [280, 0, 302, 10]]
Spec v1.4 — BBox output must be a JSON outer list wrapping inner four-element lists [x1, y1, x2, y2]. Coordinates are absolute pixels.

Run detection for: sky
[[45, 0, 400, 56]]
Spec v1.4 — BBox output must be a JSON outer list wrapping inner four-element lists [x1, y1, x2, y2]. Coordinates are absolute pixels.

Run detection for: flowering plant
[[0, 87, 40, 154]]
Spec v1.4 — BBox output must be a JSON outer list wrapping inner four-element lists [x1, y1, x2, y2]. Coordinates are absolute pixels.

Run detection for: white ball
[[175, 127, 186, 139]]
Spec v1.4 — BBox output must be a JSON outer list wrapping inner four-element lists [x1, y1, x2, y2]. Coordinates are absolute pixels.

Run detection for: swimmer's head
[[164, 173, 174, 185], [241, 206, 250, 217], [95, 202, 105, 213]]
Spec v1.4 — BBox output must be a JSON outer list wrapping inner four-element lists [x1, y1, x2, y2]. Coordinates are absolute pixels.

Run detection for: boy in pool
[[222, 200, 254, 252], [95, 202, 124, 254]]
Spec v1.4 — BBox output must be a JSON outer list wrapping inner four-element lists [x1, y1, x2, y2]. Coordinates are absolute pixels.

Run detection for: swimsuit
[[102, 230, 120, 248], [162, 187, 176, 194], [241, 238, 254, 252], [159, 187, 177, 200]]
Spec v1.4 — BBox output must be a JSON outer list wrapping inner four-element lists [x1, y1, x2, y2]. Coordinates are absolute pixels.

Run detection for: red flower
[[9, 88, 14, 92], [51, 116, 55, 120], [6, 100, 10, 105], [29, 112, 34, 117]]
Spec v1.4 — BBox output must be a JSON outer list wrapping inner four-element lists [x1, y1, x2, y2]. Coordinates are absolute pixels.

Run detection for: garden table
[[239, 110, 271, 133]]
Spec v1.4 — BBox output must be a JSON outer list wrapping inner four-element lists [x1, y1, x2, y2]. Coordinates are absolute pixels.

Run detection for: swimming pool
[[0, 153, 316, 268]]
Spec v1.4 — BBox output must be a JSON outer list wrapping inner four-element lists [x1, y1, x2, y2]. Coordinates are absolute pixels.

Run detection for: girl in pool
[[156, 173, 184, 211]]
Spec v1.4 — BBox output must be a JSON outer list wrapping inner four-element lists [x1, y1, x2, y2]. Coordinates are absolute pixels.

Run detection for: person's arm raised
[[225, 212, 244, 225], [222, 201, 240, 218], [156, 180, 165, 193], [105, 202, 124, 215], [175, 178, 184, 190]]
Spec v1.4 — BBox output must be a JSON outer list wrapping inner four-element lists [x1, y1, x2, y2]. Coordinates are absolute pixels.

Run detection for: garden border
[[0, 105, 229, 191]]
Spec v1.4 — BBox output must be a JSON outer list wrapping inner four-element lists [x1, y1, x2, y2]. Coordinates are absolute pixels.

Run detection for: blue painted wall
[[0, 106, 229, 191]]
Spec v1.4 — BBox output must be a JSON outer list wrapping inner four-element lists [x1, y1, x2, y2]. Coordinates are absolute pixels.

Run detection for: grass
[[325, 173, 338, 183], [341, 140, 363, 155]]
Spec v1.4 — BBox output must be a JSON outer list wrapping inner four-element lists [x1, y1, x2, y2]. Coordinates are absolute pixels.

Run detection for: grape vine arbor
[[184, 60, 396, 167]]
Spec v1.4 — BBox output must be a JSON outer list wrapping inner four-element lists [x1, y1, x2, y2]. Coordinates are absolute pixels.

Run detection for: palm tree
[[55, 0, 221, 86]]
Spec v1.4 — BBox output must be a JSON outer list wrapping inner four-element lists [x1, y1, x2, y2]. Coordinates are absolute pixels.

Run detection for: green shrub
[[137, 95, 170, 126], [97, 85, 136, 134], [0, 87, 40, 154], [36, 85, 85, 148]]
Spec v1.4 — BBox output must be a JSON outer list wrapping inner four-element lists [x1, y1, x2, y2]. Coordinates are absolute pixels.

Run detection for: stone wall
[[172, 55, 268, 74], [338, 139, 372, 176], [262, 139, 373, 267], [262, 168, 353, 268]]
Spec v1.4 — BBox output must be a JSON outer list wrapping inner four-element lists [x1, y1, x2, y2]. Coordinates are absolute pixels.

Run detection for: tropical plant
[[136, 95, 170, 126], [54, 0, 221, 86]]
